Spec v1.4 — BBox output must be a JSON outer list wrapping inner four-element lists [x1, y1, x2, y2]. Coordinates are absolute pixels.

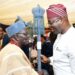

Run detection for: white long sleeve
[[68, 40, 75, 75]]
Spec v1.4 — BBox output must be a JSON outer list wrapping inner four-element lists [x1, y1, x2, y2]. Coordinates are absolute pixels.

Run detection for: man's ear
[[15, 36, 20, 41], [12, 35, 19, 41]]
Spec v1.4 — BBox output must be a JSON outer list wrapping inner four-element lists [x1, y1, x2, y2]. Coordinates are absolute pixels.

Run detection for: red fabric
[[46, 4, 67, 19]]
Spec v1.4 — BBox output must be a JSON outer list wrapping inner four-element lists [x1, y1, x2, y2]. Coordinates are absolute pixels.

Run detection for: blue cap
[[6, 20, 26, 37]]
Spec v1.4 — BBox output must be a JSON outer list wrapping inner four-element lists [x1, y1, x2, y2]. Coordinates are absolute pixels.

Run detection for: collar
[[9, 39, 19, 47]]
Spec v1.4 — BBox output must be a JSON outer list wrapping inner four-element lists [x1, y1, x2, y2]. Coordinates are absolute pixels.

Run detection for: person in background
[[47, 4, 75, 75], [41, 35, 54, 75], [0, 26, 9, 50], [49, 31, 57, 45], [30, 37, 38, 69], [72, 23, 75, 28], [0, 20, 38, 75], [21, 44, 29, 58], [0, 27, 4, 49], [2, 34, 10, 47]]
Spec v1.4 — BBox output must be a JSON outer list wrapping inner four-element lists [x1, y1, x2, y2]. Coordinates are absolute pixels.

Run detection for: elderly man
[[46, 4, 75, 75], [0, 20, 38, 75]]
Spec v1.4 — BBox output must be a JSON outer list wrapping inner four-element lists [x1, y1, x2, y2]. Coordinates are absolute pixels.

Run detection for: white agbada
[[0, 43, 38, 75], [53, 26, 75, 75]]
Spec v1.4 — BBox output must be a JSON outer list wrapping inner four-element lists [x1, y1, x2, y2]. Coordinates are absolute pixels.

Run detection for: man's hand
[[38, 71, 44, 75], [41, 55, 50, 63]]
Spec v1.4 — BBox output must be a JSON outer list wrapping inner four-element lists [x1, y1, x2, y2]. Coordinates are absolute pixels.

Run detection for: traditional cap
[[46, 4, 67, 19], [6, 20, 26, 37]]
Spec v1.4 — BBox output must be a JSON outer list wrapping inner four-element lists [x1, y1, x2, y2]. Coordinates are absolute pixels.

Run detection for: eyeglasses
[[48, 17, 62, 26]]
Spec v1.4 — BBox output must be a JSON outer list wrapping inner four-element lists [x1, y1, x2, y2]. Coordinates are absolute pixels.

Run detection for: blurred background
[[0, 0, 75, 27]]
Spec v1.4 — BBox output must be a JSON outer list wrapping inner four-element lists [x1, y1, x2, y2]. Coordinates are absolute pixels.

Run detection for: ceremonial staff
[[32, 5, 45, 71]]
